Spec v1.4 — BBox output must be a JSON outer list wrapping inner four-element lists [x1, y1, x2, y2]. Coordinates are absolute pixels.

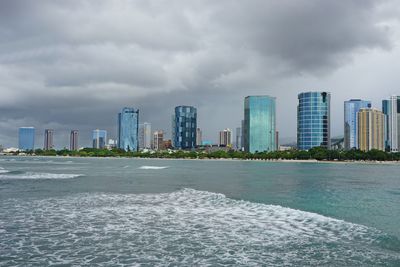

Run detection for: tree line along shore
[[7, 147, 400, 162]]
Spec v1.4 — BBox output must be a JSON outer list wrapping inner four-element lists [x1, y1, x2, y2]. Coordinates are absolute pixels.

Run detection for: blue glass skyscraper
[[243, 96, 276, 153], [118, 107, 139, 151], [297, 92, 331, 150], [382, 96, 400, 152], [92, 129, 107, 149], [18, 127, 35, 151], [172, 106, 197, 149], [344, 99, 371, 150]]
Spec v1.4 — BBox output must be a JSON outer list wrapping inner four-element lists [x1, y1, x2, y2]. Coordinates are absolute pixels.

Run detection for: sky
[[1, 0, 400, 148]]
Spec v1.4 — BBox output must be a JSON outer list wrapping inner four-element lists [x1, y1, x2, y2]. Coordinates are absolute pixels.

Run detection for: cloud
[[0, 0, 398, 148]]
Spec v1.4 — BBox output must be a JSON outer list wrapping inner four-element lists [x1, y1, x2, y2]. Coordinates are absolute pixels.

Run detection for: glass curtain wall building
[[118, 107, 139, 151], [297, 92, 331, 150], [172, 106, 197, 149], [344, 99, 371, 150], [243, 96, 276, 153], [382, 96, 400, 152], [18, 127, 35, 151], [92, 129, 107, 149], [138, 122, 151, 150]]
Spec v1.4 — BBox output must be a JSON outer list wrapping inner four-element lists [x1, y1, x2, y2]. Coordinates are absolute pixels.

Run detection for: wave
[[0, 167, 9, 173], [1, 188, 399, 266], [0, 172, 83, 180], [138, 165, 169, 170]]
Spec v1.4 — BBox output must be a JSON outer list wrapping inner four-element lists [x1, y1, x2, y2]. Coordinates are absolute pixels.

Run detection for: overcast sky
[[1, 0, 400, 148]]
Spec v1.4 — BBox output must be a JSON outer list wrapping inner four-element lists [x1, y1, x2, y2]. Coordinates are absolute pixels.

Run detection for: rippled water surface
[[0, 156, 400, 266]]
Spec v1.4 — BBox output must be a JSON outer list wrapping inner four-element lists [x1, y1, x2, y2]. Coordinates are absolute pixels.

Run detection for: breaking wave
[[0, 189, 399, 266], [0, 167, 9, 173], [0, 171, 83, 180], [138, 165, 169, 170]]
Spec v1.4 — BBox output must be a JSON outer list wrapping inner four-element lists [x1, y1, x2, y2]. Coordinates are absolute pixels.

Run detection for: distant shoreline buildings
[[12, 92, 400, 153]]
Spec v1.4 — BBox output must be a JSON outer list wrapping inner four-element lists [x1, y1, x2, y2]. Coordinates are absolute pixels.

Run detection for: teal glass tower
[[118, 107, 139, 151], [297, 92, 331, 150], [243, 96, 276, 153], [18, 127, 35, 151]]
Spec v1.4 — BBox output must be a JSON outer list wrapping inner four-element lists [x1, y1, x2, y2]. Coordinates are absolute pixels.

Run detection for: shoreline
[[2, 154, 400, 165]]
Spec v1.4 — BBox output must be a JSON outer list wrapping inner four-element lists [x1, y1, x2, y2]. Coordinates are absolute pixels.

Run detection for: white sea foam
[[138, 165, 169, 170], [0, 189, 398, 266], [0, 167, 9, 173], [0, 172, 83, 179]]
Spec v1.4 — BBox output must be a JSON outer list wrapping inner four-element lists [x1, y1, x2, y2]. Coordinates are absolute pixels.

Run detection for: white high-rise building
[[219, 128, 232, 147], [236, 127, 242, 150], [139, 122, 152, 150]]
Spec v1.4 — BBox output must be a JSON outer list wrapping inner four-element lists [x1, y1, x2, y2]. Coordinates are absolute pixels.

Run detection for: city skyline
[[7, 93, 400, 151], [1, 1, 400, 148]]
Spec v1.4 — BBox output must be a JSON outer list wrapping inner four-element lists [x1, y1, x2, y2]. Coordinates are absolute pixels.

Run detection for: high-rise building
[[196, 128, 202, 147], [153, 130, 164, 150], [382, 96, 400, 152], [172, 106, 197, 149], [236, 127, 242, 150], [219, 128, 232, 147], [358, 108, 385, 151], [241, 120, 245, 151], [163, 139, 172, 149], [93, 129, 107, 149], [139, 122, 152, 150], [44, 129, 54, 150], [118, 107, 139, 151], [344, 99, 371, 150], [70, 130, 79, 150], [243, 96, 276, 153], [18, 127, 35, 151], [297, 92, 331, 150]]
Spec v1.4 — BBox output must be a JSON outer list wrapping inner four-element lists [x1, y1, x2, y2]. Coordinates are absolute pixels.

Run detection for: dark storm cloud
[[0, 0, 398, 147]]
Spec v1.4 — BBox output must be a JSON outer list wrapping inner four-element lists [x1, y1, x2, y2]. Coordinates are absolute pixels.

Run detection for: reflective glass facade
[[92, 129, 107, 149], [243, 96, 276, 153], [118, 107, 139, 151], [172, 106, 197, 149], [18, 127, 35, 151], [382, 96, 400, 152], [297, 92, 330, 150], [344, 99, 371, 150]]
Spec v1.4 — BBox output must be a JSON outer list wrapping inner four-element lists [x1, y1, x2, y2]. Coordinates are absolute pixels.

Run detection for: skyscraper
[[196, 128, 202, 147], [344, 99, 371, 150], [118, 107, 139, 151], [297, 92, 331, 150], [236, 127, 242, 150], [153, 130, 164, 150], [172, 106, 197, 149], [219, 128, 232, 147], [44, 129, 54, 150], [382, 96, 400, 152], [243, 96, 276, 153], [93, 129, 107, 149], [358, 108, 385, 151], [139, 122, 152, 150], [70, 130, 79, 150], [18, 127, 35, 151]]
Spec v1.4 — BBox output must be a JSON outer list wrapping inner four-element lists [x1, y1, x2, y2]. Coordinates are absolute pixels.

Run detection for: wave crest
[[0, 172, 83, 179]]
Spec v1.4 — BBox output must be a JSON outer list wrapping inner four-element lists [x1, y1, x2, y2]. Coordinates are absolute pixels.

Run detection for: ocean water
[[0, 156, 399, 266]]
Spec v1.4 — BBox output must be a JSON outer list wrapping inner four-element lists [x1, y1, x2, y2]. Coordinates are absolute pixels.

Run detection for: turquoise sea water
[[0, 156, 400, 266]]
